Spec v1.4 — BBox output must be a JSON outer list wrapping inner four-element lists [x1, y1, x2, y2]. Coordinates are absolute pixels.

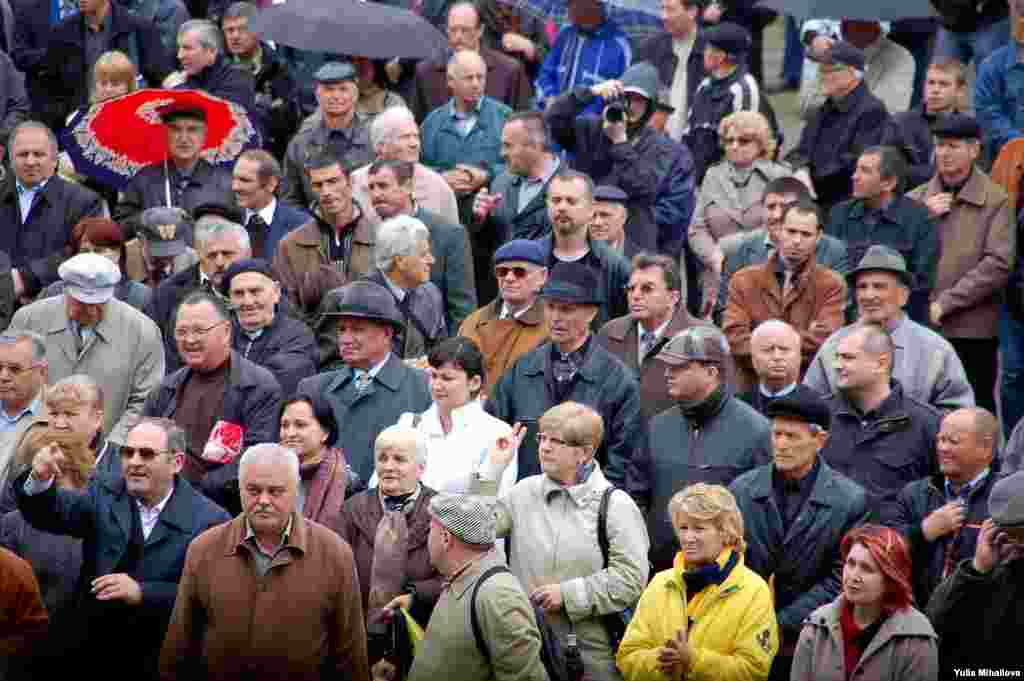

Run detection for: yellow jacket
[[616, 550, 778, 681]]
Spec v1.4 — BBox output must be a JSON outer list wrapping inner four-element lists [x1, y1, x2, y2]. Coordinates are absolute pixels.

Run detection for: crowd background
[[0, 0, 1023, 680]]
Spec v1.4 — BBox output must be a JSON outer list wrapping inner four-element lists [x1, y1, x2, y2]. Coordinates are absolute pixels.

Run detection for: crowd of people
[[1, 0, 1024, 679]]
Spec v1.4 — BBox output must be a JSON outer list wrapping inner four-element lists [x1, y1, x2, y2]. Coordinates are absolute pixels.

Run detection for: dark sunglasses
[[494, 265, 530, 280], [119, 446, 170, 462]]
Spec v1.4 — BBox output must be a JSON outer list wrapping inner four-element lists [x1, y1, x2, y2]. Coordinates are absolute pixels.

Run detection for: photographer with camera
[[545, 62, 663, 253]]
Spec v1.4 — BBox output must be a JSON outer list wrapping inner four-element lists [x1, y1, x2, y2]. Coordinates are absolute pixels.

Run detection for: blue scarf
[[684, 549, 739, 598]]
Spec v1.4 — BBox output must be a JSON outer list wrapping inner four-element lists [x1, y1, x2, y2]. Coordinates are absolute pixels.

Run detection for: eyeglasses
[[173, 320, 228, 341], [495, 265, 530, 280], [119, 446, 170, 462], [535, 433, 579, 448], [722, 136, 756, 147], [0, 362, 41, 377]]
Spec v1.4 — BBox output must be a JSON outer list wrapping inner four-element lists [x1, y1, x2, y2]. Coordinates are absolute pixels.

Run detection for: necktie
[[247, 214, 269, 259], [640, 331, 656, 359]]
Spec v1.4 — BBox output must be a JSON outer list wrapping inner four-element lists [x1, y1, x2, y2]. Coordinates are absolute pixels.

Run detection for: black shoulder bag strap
[[470, 565, 513, 661], [598, 486, 614, 567]]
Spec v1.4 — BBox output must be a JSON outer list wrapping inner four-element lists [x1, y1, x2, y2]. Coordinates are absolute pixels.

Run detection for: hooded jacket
[[535, 19, 632, 116]]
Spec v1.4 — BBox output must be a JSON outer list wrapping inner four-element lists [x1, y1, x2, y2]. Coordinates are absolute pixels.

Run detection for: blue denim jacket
[[975, 43, 1024, 158]]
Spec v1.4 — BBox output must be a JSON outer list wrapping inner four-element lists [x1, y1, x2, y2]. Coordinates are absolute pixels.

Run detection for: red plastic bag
[[201, 421, 244, 464]]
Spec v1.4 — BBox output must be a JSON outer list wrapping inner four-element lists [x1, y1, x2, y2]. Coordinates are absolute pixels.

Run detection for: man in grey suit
[[716, 177, 849, 320]]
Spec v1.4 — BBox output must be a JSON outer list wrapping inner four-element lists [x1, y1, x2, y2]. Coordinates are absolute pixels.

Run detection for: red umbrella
[[60, 88, 259, 190]]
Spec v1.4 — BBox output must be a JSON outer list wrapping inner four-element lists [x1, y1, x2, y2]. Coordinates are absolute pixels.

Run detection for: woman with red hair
[[791, 524, 938, 681]]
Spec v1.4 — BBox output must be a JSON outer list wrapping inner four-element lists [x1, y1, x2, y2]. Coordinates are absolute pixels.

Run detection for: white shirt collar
[[138, 484, 175, 513], [759, 382, 798, 398], [500, 300, 535, 320], [247, 197, 277, 226]]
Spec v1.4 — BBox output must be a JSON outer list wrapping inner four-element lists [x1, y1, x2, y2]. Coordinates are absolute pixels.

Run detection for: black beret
[[765, 391, 831, 430], [219, 258, 277, 296], [704, 22, 751, 56], [824, 41, 866, 71], [594, 185, 629, 203], [192, 201, 245, 225], [931, 113, 981, 140]]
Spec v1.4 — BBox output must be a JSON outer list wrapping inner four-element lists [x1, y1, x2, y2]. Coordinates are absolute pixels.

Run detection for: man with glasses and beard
[[143, 291, 282, 515], [12, 417, 228, 681]]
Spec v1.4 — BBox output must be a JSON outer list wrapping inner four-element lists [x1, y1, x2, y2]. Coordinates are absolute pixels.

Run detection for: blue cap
[[594, 185, 629, 203], [493, 239, 547, 267], [314, 61, 358, 84]]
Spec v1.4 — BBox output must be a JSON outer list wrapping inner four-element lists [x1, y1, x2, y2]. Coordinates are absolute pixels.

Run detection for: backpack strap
[[471, 565, 513, 662], [598, 486, 614, 569]]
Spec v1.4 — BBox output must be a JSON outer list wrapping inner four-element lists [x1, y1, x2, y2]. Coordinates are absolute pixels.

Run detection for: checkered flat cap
[[429, 493, 495, 546]]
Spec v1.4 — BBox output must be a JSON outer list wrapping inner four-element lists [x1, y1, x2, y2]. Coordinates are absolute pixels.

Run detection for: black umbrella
[[759, 0, 938, 21], [250, 0, 447, 61]]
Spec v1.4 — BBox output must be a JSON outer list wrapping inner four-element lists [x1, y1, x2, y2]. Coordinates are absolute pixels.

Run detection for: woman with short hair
[[791, 524, 939, 681], [688, 109, 794, 316], [480, 401, 650, 681], [617, 483, 778, 681], [333, 425, 443, 634], [41, 218, 151, 310]]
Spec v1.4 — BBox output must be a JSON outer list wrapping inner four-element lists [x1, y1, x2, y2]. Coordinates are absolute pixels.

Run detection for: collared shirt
[[381, 270, 407, 302], [243, 514, 294, 577], [637, 317, 671, 364], [137, 485, 175, 540], [517, 156, 560, 213], [759, 382, 798, 399], [69, 319, 97, 354], [16, 179, 48, 223], [945, 467, 990, 501], [353, 353, 391, 390], [0, 395, 40, 434], [772, 456, 821, 530], [245, 197, 277, 228], [449, 98, 483, 138], [667, 33, 697, 141], [499, 300, 535, 320]]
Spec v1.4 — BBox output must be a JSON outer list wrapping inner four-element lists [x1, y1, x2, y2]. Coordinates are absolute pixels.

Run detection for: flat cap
[[429, 493, 496, 545], [658, 326, 730, 366], [314, 61, 358, 84], [594, 185, 629, 203], [541, 261, 604, 305], [493, 239, 547, 267], [765, 391, 831, 430], [158, 101, 207, 123], [192, 201, 244, 225], [219, 258, 277, 296], [704, 22, 751, 56], [139, 206, 190, 258], [58, 252, 122, 304], [847, 244, 913, 288], [821, 41, 865, 71], [931, 113, 981, 140], [990, 471, 1024, 528]]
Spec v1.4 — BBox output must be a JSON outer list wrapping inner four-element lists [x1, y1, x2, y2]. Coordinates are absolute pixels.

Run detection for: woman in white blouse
[[376, 337, 517, 495]]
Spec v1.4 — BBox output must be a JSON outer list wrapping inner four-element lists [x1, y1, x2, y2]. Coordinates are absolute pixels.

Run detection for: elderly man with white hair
[[171, 18, 255, 112], [317, 215, 447, 366], [160, 443, 370, 681], [351, 107, 459, 225], [739, 319, 824, 417]]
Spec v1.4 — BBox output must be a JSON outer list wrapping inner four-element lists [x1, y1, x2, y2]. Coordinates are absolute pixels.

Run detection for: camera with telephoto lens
[[604, 99, 626, 124]]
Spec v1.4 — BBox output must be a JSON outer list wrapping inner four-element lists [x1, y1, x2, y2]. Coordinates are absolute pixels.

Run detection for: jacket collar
[[166, 350, 257, 391], [924, 165, 989, 207], [325, 353, 406, 394], [99, 474, 199, 537], [747, 459, 841, 507], [345, 486, 434, 547], [539, 461, 610, 507], [53, 1, 133, 44], [224, 511, 309, 557], [828, 80, 868, 114], [806, 598, 937, 653], [832, 380, 909, 420], [604, 305, 697, 345], [477, 298, 546, 327], [845, 194, 908, 222], [521, 339, 605, 383]]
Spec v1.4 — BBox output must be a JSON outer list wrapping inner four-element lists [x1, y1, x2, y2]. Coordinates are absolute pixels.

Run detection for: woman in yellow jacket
[[616, 483, 778, 681]]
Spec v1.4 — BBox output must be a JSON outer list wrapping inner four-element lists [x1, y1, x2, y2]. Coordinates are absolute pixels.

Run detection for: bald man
[[739, 320, 823, 416], [891, 407, 1003, 607]]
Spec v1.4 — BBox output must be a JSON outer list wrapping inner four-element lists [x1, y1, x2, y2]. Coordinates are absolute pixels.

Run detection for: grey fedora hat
[[320, 280, 405, 331], [847, 244, 914, 288]]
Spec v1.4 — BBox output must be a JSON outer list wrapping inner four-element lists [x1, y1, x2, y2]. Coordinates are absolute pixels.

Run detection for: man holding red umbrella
[[113, 103, 234, 241]]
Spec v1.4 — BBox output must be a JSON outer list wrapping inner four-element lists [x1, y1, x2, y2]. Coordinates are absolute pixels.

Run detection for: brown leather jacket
[[457, 298, 549, 397]]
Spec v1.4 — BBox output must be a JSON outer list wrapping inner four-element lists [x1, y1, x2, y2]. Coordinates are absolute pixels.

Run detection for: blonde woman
[[688, 110, 794, 317], [617, 483, 778, 681], [479, 401, 650, 681]]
